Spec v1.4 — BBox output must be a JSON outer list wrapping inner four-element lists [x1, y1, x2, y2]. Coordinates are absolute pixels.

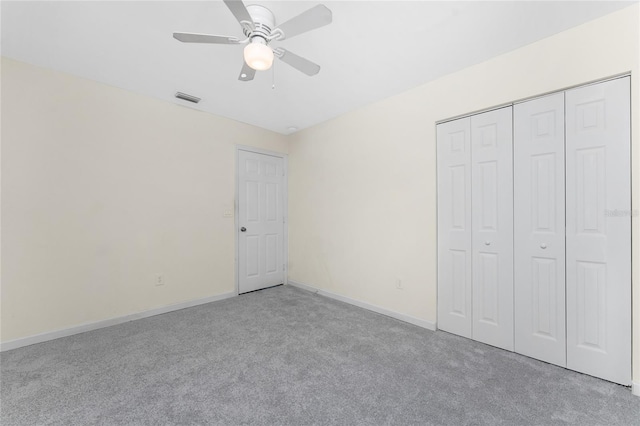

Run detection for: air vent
[[175, 92, 201, 104]]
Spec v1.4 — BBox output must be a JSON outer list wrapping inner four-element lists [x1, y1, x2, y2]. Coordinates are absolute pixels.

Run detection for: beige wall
[[288, 4, 640, 381], [0, 57, 287, 342]]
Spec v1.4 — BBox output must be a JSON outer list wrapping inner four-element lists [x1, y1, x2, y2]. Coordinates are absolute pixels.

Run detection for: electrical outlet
[[396, 278, 403, 290], [155, 274, 165, 287]]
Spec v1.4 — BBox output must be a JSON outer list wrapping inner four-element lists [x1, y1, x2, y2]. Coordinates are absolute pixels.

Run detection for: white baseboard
[[0, 291, 236, 352], [288, 280, 436, 331], [633, 381, 640, 397]]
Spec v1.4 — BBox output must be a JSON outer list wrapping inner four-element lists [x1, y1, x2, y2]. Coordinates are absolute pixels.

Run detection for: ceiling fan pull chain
[[272, 61, 276, 90]]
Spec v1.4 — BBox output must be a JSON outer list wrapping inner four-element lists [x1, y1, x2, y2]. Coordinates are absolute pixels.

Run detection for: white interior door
[[238, 149, 285, 294], [514, 93, 566, 366], [471, 107, 514, 351], [437, 117, 473, 338], [565, 77, 631, 385]]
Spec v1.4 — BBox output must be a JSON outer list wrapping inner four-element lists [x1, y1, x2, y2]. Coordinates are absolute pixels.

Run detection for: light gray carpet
[[1, 285, 639, 425]]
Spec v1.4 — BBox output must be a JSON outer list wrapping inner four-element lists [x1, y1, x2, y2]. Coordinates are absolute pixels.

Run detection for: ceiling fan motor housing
[[244, 5, 275, 42]]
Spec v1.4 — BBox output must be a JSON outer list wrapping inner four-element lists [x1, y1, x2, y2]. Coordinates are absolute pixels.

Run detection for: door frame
[[235, 145, 289, 295]]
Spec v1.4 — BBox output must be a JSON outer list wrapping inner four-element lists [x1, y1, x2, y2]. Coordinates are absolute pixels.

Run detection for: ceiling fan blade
[[276, 48, 321, 76], [173, 32, 240, 44], [223, 0, 254, 27], [238, 61, 256, 82], [274, 4, 332, 40]]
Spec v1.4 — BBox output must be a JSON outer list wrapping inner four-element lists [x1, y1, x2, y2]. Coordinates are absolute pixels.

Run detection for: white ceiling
[[2, 1, 634, 134]]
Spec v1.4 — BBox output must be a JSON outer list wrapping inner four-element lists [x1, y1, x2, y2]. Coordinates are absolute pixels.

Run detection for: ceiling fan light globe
[[244, 42, 274, 71]]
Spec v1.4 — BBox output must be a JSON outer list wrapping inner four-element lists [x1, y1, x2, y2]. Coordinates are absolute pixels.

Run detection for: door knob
[[240, 227, 246, 232], [540, 243, 547, 249]]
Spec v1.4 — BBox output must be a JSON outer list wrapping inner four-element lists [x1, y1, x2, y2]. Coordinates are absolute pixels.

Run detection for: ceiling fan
[[173, 0, 332, 81]]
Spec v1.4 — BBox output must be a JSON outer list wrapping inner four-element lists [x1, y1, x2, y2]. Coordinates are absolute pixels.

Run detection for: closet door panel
[[566, 77, 631, 385], [471, 107, 514, 351], [437, 117, 473, 338], [514, 93, 566, 366]]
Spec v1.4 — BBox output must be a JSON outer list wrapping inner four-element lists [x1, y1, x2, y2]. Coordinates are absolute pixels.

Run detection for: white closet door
[[437, 117, 472, 338], [471, 107, 514, 351], [514, 93, 566, 366], [566, 77, 631, 385]]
